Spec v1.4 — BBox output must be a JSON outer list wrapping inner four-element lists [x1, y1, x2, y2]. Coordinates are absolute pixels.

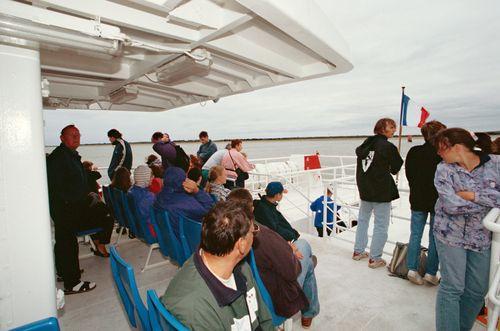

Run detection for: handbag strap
[[228, 150, 238, 170]]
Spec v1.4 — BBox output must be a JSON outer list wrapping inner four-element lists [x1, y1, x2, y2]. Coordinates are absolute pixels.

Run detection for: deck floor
[[57, 231, 486, 330]]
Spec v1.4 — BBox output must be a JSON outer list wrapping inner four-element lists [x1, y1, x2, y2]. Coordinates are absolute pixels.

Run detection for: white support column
[[0, 44, 56, 329]]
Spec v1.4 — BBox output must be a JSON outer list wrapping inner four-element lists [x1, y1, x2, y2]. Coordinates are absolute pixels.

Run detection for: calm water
[[45, 137, 425, 168]]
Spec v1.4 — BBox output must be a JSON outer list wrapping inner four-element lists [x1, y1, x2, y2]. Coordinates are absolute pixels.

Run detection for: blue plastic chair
[[109, 246, 151, 331], [128, 194, 156, 245], [10, 317, 60, 331], [118, 190, 141, 238], [248, 249, 287, 327], [150, 208, 187, 266], [111, 188, 130, 230], [146, 289, 188, 331], [102, 185, 115, 219], [179, 215, 201, 259]]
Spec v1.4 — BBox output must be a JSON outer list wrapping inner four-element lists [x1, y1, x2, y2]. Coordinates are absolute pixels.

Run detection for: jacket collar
[[59, 143, 80, 158], [193, 249, 248, 307]]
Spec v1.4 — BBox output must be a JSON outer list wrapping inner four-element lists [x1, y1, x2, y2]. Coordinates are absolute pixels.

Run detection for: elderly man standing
[[47, 125, 114, 294], [161, 201, 273, 330]]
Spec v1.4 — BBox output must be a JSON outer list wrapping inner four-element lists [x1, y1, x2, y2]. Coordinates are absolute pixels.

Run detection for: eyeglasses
[[251, 223, 260, 234]]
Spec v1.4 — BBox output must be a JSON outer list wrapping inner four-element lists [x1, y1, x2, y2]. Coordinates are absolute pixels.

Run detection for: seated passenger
[[153, 167, 214, 240], [82, 160, 101, 194], [161, 201, 273, 330], [201, 147, 229, 186], [228, 189, 320, 328], [146, 154, 162, 167], [149, 164, 163, 194], [128, 165, 155, 237], [110, 166, 132, 192], [187, 167, 202, 187], [253, 182, 300, 242], [205, 165, 231, 201], [310, 188, 342, 237]]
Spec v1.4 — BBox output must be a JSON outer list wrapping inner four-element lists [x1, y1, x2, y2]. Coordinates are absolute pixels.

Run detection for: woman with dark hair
[[432, 128, 500, 331], [110, 167, 132, 192], [405, 120, 446, 286]]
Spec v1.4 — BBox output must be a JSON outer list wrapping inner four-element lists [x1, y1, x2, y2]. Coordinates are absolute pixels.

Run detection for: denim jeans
[[294, 239, 320, 318], [353, 200, 391, 260], [407, 210, 439, 275], [435, 239, 490, 331]]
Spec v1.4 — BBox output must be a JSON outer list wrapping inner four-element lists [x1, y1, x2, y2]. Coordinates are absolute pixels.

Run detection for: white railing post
[[482, 208, 500, 331]]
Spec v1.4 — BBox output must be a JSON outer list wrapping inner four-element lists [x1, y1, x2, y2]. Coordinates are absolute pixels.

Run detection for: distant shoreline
[[46, 131, 500, 147]]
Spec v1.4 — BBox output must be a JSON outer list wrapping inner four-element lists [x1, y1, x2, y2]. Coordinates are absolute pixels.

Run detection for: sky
[[43, 0, 500, 145]]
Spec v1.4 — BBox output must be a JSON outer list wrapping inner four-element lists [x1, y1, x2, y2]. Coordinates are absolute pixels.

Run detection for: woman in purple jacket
[[433, 128, 499, 331]]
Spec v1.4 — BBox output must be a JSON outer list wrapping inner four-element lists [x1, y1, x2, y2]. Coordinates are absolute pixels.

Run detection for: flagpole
[[396, 86, 405, 184], [397, 86, 405, 152]]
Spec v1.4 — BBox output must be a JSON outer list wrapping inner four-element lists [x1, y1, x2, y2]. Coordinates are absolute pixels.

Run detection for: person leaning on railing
[[432, 128, 500, 331]]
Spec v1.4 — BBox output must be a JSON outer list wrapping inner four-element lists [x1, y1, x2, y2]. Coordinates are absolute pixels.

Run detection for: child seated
[[128, 165, 156, 237], [205, 165, 231, 201], [310, 188, 342, 237], [82, 160, 102, 195]]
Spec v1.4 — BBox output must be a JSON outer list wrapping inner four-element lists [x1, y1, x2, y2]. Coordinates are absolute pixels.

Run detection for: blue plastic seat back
[[102, 185, 116, 219], [10, 317, 60, 331], [179, 215, 201, 259], [75, 227, 103, 237], [146, 289, 188, 331], [128, 194, 156, 245], [247, 249, 287, 326], [150, 208, 186, 266], [110, 246, 151, 331], [119, 191, 141, 238], [111, 188, 129, 228]]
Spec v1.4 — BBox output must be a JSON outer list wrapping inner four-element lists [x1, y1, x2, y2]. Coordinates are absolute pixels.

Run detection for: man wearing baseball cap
[[253, 181, 300, 242]]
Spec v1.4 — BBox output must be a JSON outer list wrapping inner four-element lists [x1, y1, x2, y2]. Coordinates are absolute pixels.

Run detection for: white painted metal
[[482, 208, 500, 331], [0, 44, 56, 329], [0, 0, 352, 112]]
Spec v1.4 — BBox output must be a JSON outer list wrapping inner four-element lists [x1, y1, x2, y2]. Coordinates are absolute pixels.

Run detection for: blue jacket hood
[[162, 166, 186, 193]]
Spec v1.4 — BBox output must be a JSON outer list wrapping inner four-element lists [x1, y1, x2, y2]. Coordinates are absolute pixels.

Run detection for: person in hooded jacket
[[107, 129, 132, 180], [353, 118, 403, 269], [153, 166, 214, 240]]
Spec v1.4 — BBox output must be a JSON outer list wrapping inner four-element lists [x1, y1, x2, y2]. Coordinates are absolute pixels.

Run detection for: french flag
[[401, 94, 430, 128]]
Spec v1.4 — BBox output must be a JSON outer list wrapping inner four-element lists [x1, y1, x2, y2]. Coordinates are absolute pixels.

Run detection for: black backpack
[[173, 145, 190, 172]]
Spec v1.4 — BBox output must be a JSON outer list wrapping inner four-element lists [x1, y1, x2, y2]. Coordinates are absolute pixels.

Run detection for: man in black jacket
[[253, 182, 300, 242], [107, 128, 132, 180], [47, 125, 113, 294], [405, 120, 446, 285], [353, 118, 403, 268]]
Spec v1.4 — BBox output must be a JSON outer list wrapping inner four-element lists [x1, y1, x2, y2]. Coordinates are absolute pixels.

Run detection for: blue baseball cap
[[266, 181, 285, 196]]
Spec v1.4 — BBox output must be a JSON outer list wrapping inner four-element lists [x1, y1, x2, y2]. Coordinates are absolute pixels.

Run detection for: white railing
[[482, 208, 500, 331]]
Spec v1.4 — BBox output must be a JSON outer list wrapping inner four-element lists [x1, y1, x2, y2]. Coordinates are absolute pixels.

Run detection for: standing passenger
[[107, 129, 132, 180], [151, 131, 176, 170], [405, 121, 446, 285], [352, 118, 403, 268], [197, 131, 218, 165], [433, 128, 499, 331], [221, 139, 255, 189]]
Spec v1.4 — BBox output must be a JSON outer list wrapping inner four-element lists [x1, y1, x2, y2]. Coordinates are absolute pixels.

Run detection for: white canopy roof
[[0, 0, 353, 111]]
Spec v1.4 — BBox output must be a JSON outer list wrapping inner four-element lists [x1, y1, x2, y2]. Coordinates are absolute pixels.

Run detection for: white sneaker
[[407, 270, 424, 285], [423, 273, 440, 286]]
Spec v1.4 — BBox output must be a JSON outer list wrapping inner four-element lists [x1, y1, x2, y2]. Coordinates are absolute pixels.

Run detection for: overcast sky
[[43, 0, 500, 145]]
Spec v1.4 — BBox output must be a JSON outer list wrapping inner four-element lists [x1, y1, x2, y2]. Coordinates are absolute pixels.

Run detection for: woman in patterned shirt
[[205, 165, 231, 201], [433, 128, 499, 331]]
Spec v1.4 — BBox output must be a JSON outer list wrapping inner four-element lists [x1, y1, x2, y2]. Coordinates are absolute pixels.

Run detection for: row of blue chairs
[[103, 185, 202, 270], [110, 246, 188, 331], [111, 245, 288, 331]]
